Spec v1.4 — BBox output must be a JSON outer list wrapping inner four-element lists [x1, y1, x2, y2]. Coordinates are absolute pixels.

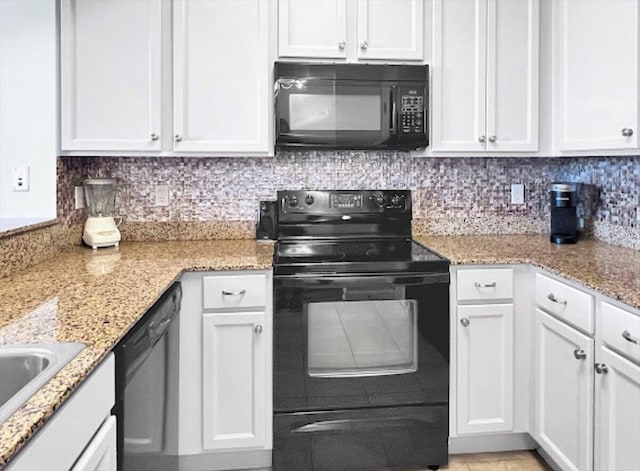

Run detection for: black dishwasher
[[113, 282, 182, 471]]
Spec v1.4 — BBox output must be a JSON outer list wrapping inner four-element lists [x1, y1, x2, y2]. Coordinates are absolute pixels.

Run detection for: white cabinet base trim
[[449, 432, 536, 455]]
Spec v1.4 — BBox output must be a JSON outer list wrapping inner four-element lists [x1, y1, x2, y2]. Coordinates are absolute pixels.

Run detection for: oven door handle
[[277, 272, 449, 285]]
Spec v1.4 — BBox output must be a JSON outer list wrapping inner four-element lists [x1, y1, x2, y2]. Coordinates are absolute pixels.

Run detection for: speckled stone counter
[[415, 234, 640, 310], [0, 240, 273, 467], [0, 235, 638, 466]]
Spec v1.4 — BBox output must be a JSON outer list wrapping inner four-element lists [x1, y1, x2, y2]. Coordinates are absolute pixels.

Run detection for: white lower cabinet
[[457, 303, 514, 434], [5, 355, 116, 471], [70, 416, 117, 471], [534, 309, 594, 471], [178, 270, 272, 470], [452, 265, 640, 471], [452, 266, 523, 443], [594, 346, 640, 471], [202, 311, 267, 450]]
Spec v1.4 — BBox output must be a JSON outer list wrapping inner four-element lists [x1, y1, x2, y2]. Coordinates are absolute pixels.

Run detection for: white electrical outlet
[[511, 183, 525, 204], [74, 186, 84, 209], [155, 184, 170, 206], [12, 166, 30, 191]]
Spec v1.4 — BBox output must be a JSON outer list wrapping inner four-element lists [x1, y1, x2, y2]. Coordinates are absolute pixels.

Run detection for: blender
[[82, 178, 121, 249]]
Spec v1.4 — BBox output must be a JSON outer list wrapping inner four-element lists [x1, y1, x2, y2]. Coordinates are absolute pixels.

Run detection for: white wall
[[0, 0, 57, 230]]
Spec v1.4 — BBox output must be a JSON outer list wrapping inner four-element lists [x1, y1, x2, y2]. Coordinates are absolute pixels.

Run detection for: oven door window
[[307, 299, 417, 378]]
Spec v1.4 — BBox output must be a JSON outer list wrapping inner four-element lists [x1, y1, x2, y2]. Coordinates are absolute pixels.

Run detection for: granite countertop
[[0, 240, 273, 467], [0, 235, 638, 466], [416, 234, 640, 310]]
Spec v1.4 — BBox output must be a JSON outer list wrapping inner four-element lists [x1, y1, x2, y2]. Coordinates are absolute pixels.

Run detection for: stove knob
[[289, 196, 298, 207], [374, 193, 386, 207], [390, 194, 401, 206], [304, 194, 315, 205]]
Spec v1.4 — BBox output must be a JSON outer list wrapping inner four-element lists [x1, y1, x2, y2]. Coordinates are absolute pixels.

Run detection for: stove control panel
[[278, 190, 411, 215]]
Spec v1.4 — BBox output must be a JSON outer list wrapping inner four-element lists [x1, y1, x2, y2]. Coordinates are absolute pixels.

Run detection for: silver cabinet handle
[[222, 289, 246, 296], [150, 133, 159, 141], [621, 128, 634, 137], [338, 40, 346, 50], [254, 324, 263, 335], [547, 293, 567, 305], [174, 134, 182, 142], [574, 349, 587, 360], [360, 40, 368, 50], [488, 135, 497, 143], [595, 363, 609, 374], [474, 281, 496, 288], [460, 317, 470, 327], [478, 135, 486, 143], [622, 330, 639, 345]]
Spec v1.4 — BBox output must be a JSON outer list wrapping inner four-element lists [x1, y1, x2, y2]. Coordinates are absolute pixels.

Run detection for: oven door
[[274, 272, 449, 414], [275, 79, 397, 150]]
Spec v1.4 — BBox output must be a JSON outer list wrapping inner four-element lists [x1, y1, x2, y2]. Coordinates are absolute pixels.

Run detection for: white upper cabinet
[[431, 0, 539, 152], [61, 0, 273, 156], [61, 0, 162, 151], [173, 0, 270, 153], [278, 0, 424, 61], [553, 0, 639, 151], [278, 0, 347, 58], [356, 0, 424, 60]]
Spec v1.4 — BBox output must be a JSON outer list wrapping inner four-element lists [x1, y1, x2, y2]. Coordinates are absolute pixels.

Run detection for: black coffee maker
[[550, 182, 578, 244]]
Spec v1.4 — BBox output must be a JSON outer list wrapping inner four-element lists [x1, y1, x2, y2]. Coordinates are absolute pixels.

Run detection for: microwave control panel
[[400, 88, 425, 135]]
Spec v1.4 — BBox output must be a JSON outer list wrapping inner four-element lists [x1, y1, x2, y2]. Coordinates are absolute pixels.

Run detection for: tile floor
[[437, 451, 551, 471]]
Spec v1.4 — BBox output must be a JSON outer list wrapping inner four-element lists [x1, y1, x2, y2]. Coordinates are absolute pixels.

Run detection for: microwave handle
[[390, 85, 397, 134]]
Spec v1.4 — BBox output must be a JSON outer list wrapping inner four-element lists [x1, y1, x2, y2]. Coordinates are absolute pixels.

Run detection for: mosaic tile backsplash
[[59, 154, 639, 249]]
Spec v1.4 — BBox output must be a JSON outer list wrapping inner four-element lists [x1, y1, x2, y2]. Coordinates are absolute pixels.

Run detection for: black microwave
[[274, 62, 428, 151]]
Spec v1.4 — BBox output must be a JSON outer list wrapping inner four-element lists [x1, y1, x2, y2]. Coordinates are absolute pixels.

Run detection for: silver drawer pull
[[474, 281, 496, 288], [254, 324, 263, 335], [222, 289, 246, 296], [547, 293, 567, 305], [622, 330, 639, 345], [573, 349, 587, 360], [595, 363, 609, 374]]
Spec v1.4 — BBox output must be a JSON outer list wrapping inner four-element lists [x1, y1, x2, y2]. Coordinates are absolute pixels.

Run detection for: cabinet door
[[594, 346, 640, 471], [202, 311, 267, 450], [457, 304, 514, 434], [431, 0, 487, 151], [70, 416, 117, 471], [534, 309, 594, 471], [173, 0, 270, 153], [278, 0, 347, 58], [486, 0, 539, 151], [60, 0, 162, 151], [554, 0, 639, 151], [356, 0, 424, 60]]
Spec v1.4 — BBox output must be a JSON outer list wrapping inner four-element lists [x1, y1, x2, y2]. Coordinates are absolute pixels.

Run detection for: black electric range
[[272, 190, 450, 471]]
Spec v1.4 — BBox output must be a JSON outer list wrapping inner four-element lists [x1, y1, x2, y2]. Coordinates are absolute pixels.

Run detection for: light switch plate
[[511, 183, 525, 204]]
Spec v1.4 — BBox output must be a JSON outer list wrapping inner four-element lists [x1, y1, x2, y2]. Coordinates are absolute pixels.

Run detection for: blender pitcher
[[82, 179, 121, 249]]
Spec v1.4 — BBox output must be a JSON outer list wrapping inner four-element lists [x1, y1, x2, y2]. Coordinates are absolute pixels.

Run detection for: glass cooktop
[[274, 239, 449, 275]]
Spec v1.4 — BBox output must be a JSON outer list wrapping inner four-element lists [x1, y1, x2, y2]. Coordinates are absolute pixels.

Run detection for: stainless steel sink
[[0, 343, 85, 425]]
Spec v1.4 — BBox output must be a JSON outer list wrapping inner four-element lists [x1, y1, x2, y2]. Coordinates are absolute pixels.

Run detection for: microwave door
[[276, 80, 394, 149]]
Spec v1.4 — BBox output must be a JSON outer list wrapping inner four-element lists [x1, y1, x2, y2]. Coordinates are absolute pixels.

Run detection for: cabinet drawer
[[203, 274, 267, 310], [535, 272, 594, 334], [601, 302, 640, 363], [457, 268, 513, 301]]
